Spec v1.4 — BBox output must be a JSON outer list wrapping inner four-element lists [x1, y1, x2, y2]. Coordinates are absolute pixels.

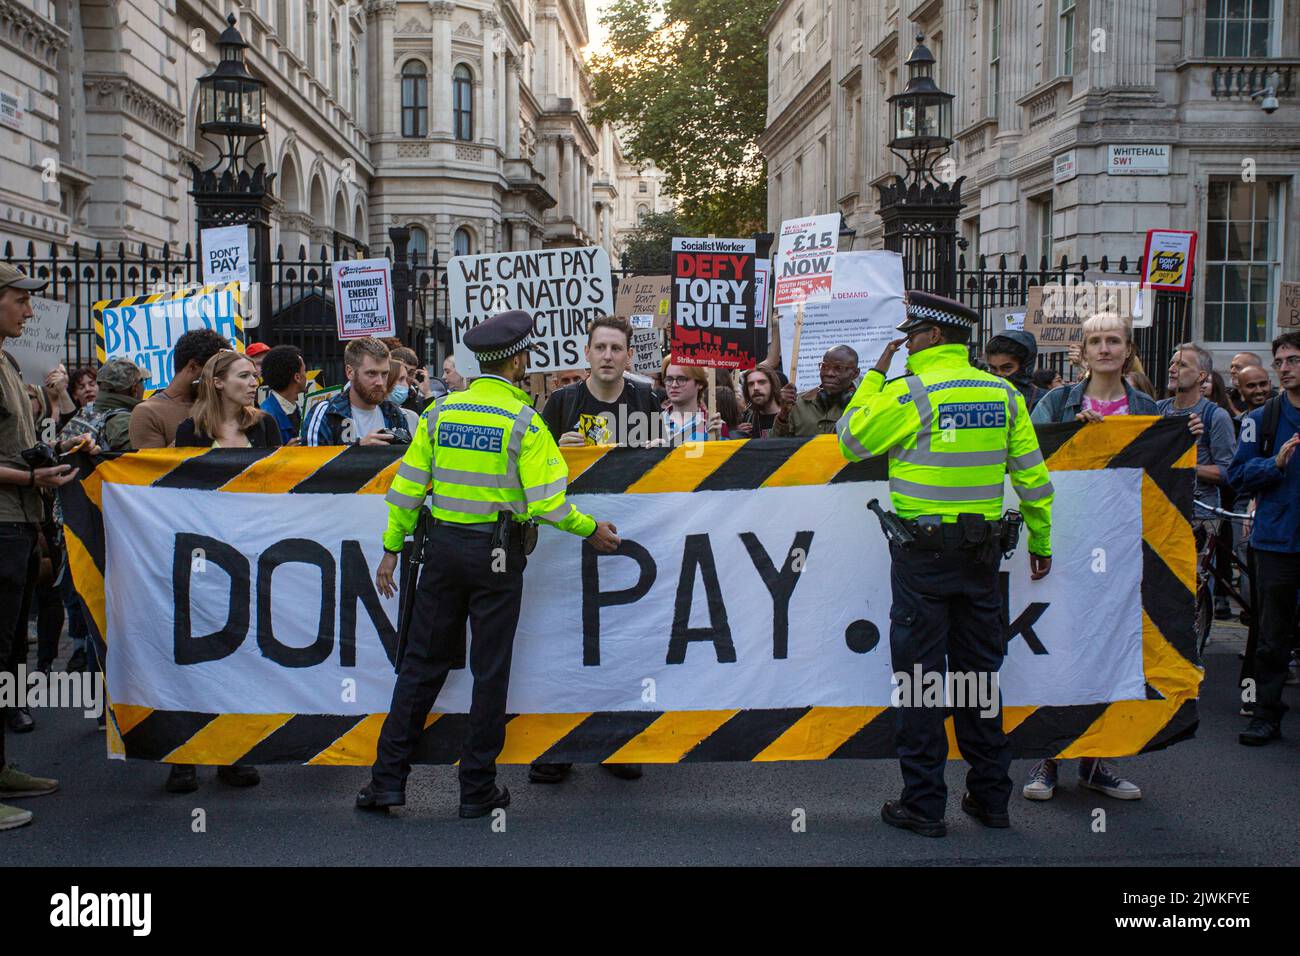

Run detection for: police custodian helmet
[[896, 290, 980, 335], [463, 309, 542, 362]]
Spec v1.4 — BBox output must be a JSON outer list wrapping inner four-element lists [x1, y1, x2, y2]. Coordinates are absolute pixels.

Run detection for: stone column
[[480, 10, 498, 147], [1108, 0, 1157, 89], [430, 1, 454, 136], [367, 1, 398, 140], [512, 221, 529, 251], [996, 0, 1032, 136], [505, 57, 521, 159]]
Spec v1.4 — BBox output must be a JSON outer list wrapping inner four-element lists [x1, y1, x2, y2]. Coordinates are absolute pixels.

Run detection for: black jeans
[[1250, 548, 1300, 726], [888, 543, 1008, 822], [0, 522, 39, 766], [372, 524, 526, 802]]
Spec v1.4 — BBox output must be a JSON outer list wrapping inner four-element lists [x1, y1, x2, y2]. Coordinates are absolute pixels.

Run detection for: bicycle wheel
[[1194, 580, 1213, 658]]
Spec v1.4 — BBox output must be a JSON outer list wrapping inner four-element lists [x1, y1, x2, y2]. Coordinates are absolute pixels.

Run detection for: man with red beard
[[303, 338, 409, 446]]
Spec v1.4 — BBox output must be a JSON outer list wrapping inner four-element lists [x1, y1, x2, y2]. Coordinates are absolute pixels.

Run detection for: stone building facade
[[760, 0, 1300, 361], [0, 0, 652, 267]]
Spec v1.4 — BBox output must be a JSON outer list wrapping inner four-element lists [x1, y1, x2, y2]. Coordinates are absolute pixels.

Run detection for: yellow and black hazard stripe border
[[61, 417, 1201, 765], [92, 282, 246, 370]]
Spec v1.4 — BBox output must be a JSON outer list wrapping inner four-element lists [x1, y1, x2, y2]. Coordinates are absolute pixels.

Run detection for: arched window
[[407, 226, 428, 264], [637, 203, 650, 222], [453, 227, 473, 258], [401, 61, 428, 137], [453, 64, 473, 141]]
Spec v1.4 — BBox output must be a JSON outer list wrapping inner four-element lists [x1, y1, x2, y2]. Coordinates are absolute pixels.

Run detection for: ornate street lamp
[[876, 33, 965, 297], [189, 14, 276, 336], [887, 34, 954, 185]]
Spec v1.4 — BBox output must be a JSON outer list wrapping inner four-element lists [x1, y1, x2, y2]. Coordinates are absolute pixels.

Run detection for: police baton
[[394, 505, 431, 674]]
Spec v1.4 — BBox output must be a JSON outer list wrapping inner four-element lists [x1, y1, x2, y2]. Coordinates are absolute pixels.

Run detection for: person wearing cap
[[837, 290, 1054, 838], [357, 309, 621, 819], [58, 358, 147, 454], [0, 263, 77, 830], [244, 340, 271, 378], [985, 330, 1045, 413]]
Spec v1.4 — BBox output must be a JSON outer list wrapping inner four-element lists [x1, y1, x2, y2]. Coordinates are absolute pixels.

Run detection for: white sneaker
[[1022, 758, 1058, 800], [1079, 758, 1142, 800]]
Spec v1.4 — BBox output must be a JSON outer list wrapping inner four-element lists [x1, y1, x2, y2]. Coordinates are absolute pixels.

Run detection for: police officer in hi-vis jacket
[[837, 291, 1054, 837], [357, 310, 621, 819]]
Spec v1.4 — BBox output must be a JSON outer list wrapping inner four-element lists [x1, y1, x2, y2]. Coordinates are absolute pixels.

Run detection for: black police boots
[[881, 800, 947, 838]]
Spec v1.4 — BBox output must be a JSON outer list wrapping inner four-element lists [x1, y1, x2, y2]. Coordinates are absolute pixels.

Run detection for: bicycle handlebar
[[1193, 500, 1253, 521]]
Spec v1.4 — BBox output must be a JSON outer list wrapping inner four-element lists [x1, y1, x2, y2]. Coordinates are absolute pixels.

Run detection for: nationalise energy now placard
[[448, 246, 613, 377], [93, 284, 245, 390]]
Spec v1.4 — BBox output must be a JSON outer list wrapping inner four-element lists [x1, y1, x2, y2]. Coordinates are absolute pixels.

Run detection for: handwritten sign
[[615, 275, 672, 331], [1279, 281, 1300, 330], [10, 295, 70, 385]]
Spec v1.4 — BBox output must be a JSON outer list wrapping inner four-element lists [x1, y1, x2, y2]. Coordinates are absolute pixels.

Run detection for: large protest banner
[[9, 295, 70, 386], [62, 418, 1201, 766], [669, 237, 759, 369], [448, 246, 614, 377], [93, 284, 245, 391], [777, 251, 907, 385]]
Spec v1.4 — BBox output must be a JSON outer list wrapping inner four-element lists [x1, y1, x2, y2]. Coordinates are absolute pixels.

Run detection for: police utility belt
[[868, 499, 1022, 567], [432, 514, 538, 555]]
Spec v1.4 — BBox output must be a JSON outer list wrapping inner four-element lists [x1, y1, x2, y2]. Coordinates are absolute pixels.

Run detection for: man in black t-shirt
[[540, 315, 661, 448], [533, 314, 655, 788]]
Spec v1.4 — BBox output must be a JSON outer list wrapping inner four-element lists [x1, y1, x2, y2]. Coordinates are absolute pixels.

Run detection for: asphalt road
[[6, 621, 1297, 867]]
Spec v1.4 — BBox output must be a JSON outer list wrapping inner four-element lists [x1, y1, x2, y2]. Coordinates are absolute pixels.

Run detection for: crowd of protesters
[[0, 255, 1296, 831]]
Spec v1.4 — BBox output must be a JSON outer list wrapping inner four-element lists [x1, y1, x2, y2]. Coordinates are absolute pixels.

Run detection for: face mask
[[389, 385, 410, 405]]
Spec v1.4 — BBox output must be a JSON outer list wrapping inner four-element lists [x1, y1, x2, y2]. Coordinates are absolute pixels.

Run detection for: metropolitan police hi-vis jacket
[[836, 344, 1054, 556], [382, 375, 596, 552]]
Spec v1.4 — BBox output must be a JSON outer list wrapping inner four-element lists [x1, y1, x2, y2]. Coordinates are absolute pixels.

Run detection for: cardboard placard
[[1278, 281, 1300, 329], [10, 295, 70, 386], [615, 275, 672, 331], [448, 246, 614, 376], [1023, 285, 1082, 351]]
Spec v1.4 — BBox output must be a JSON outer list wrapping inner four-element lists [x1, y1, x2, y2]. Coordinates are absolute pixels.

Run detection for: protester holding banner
[[1021, 312, 1168, 802], [128, 328, 231, 449], [837, 291, 1054, 837], [302, 338, 407, 446], [541, 316, 659, 447], [175, 351, 283, 449], [1031, 316, 1158, 425], [1158, 344, 1237, 513], [357, 310, 620, 818], [772, 345, 860, 437], [258, 345, 307, 444], [0, 264, 72, 831]]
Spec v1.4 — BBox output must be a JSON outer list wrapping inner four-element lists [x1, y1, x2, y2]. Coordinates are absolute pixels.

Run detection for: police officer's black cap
[[896, 290, 980, 334], [463, 310, 541, 362]]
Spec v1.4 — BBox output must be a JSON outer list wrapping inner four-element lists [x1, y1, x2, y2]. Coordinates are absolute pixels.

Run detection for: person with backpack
[[1158, 343, 1237, 515], [1227, 331, 1300, 747], [58, 358, 145, 454]]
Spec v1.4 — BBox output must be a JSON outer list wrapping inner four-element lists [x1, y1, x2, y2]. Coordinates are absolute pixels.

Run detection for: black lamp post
[[189, 14, 276, 337], [876, 33, 964, 296]]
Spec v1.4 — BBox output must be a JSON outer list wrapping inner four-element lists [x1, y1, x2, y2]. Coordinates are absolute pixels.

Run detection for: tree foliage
[[589, 0, 777, 238], [619, 209, 682, 272]]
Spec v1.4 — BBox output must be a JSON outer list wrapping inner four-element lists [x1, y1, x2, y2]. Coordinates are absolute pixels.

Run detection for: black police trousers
[[888, 543, 1009, 822], [372, 523, 526, 802]]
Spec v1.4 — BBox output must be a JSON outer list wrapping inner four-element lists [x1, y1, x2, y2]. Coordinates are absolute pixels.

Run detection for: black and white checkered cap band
[[471, 335, 534, 363], [906, 303, 974, 326]]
